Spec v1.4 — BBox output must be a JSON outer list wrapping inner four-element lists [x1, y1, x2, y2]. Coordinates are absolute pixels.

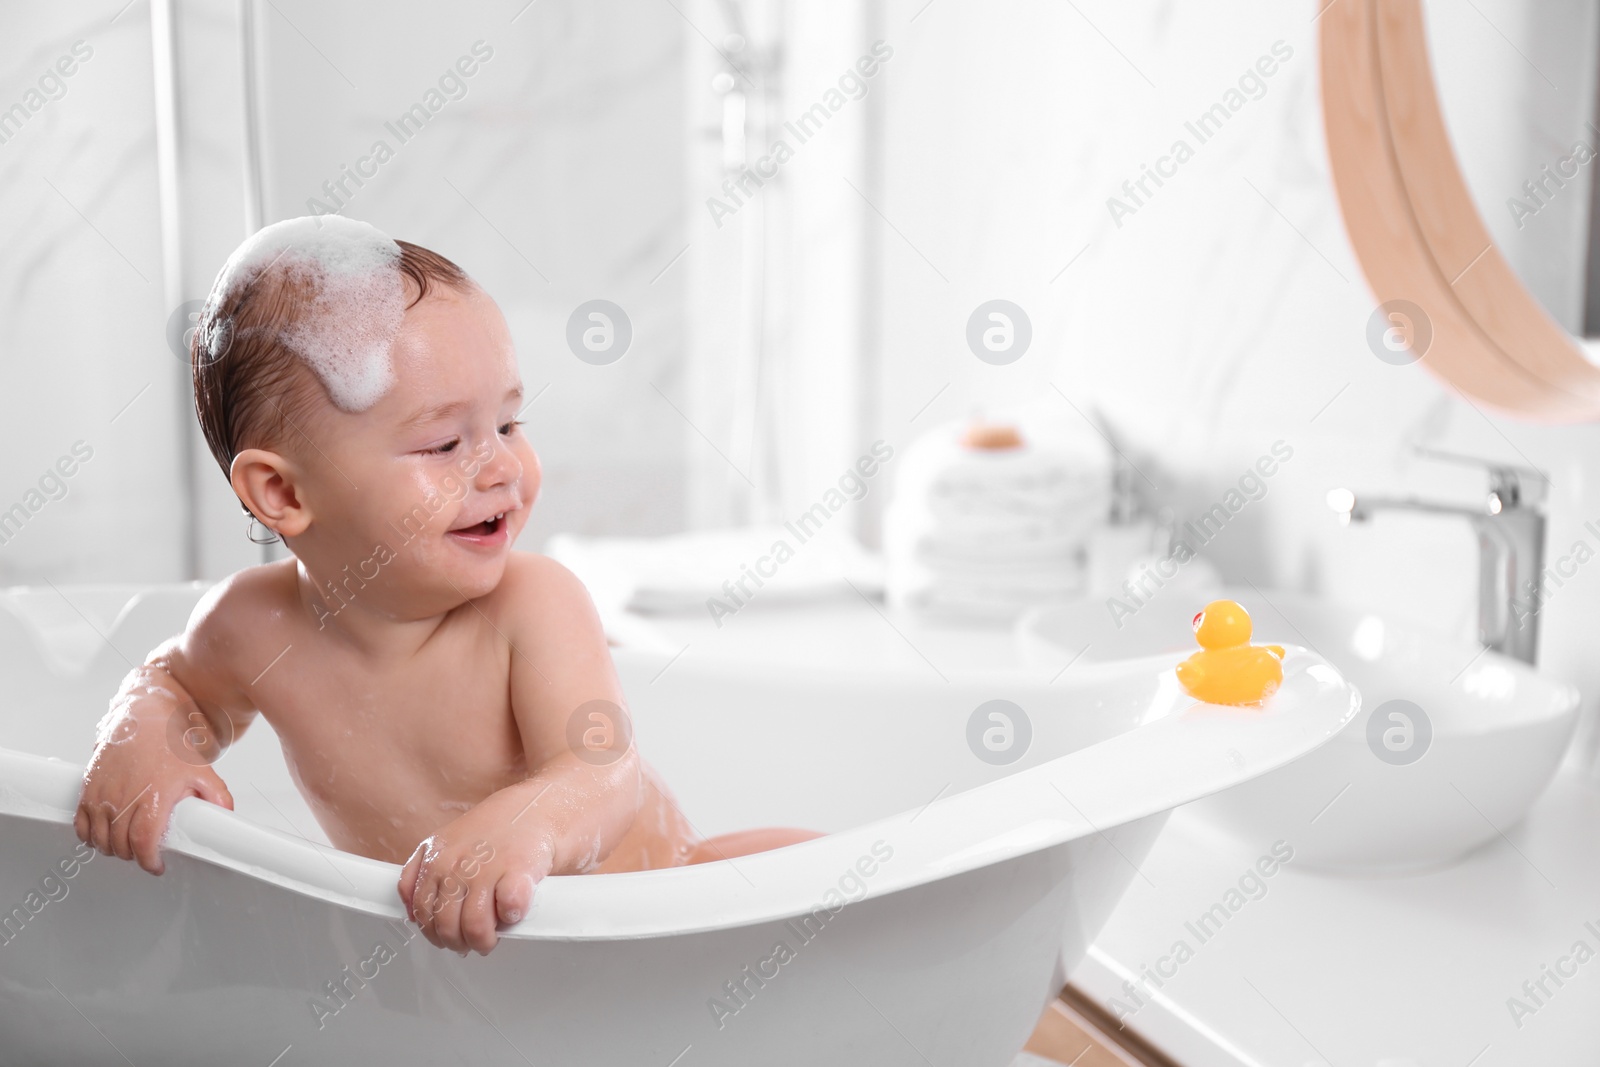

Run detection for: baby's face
[[292, 284, 539, 614]]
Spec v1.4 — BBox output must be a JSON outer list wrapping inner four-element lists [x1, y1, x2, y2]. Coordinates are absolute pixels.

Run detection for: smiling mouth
[[448, 511, 508, 540]]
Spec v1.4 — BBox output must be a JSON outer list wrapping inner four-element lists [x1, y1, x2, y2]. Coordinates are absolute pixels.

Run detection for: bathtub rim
[[0, 648, 1359, 942]]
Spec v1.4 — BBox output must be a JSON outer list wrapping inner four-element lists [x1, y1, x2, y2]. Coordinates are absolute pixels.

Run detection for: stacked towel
[[885, 419, 1110, 623]]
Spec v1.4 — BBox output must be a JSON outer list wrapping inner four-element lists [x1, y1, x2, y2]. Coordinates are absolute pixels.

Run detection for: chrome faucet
[[1326, 449, 1548, 665]]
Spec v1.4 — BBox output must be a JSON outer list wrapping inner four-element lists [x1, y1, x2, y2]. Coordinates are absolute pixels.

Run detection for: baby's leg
[[685, 827, 824, 865]]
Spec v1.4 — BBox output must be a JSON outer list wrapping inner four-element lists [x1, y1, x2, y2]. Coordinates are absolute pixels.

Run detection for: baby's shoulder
[[490, 550, 588, 602], [482, 551, 595, 626], [149, 561, 299, 702], [183, 560, 301, 652]]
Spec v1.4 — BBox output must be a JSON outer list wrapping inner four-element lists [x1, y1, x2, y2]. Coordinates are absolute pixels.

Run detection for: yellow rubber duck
[[1176, 599, 1285, 706]]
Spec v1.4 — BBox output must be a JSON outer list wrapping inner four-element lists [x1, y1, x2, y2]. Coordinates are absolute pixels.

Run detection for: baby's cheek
[[393, 472, 455, 535], [405, 535, 442, 569], [517, 445, 542, 507]]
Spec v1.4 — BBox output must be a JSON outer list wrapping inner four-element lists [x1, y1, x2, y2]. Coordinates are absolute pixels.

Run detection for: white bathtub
[[0, 584, 1358, 1065]]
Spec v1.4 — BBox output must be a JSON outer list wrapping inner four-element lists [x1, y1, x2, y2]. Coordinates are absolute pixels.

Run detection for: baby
[[75, 217, 817, 956]]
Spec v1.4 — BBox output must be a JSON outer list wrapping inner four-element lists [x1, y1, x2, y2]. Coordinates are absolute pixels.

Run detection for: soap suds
[[202, 216, 405, 411]]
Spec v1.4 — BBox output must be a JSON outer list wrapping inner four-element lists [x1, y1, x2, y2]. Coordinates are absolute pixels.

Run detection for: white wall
[[865, 0, 1600, 751], [681, 0, 882, 533], [0, 0, 690, 584], [0, 8, 182, 585]]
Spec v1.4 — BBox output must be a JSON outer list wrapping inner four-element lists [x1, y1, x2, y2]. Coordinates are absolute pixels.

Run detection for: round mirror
[[1425, 0, 1600, 340], [1321, 0, 1600, 421]]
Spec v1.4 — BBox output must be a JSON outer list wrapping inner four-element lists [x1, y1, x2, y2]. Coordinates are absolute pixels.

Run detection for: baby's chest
[[266, 646, 526, 802]]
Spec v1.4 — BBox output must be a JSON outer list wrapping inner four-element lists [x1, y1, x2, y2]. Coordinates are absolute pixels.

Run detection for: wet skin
[[73, 284, 756, 956]]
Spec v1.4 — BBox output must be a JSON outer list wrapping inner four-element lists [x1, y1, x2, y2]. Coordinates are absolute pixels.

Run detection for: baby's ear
[[230, 448, 311, 538]]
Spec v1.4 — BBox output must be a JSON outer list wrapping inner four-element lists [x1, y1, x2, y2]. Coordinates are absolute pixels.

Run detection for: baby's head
[[193, 217, 538, 615]]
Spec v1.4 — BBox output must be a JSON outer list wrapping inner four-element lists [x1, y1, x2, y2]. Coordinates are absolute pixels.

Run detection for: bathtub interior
[[0, 582, 1196, 853], [617, 652, 1191, 838], [0, 583, 212, 755], [0, 583, 325, 845]]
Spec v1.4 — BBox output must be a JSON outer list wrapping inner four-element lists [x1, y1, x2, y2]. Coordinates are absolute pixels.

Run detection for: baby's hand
[[397, 791, 555, 955], [75, 702, 235, 875]]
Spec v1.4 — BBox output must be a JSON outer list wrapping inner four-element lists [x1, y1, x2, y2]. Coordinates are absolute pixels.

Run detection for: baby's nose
[[476, 437, 523, 490]]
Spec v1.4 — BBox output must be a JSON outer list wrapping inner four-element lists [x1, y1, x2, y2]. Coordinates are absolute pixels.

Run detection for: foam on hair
[[203, 216, 405, 412]]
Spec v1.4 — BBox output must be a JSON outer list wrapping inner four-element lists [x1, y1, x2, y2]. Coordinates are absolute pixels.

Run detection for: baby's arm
[[75, 579, 261, 874], [398, 555, 641, 955]]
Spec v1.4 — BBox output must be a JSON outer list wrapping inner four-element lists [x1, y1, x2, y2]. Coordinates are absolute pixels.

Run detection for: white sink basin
[[1017, 587, 1581, 874]]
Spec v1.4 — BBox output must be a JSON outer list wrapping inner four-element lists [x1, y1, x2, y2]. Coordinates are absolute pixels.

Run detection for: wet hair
[[190, 239, 473, 500]]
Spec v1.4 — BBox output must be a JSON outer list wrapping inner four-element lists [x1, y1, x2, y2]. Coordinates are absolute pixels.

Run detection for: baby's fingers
[[409, 870, 452, 948], [82, 798, 113, 857], [398, 849, 423, 921], [105, 783, 157, 864], [460, 882, 501, 955], [127, 791, 175, 875], [75, 778, 110, 852], [190, 774, 234, 812], [428, 875, 470, 954], [494, 870, 536, 926], [87, 796, 132, 860]]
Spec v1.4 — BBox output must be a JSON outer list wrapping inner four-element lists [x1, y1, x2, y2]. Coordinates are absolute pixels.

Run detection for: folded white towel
[[922, 491, 1108, 528], [884, 415, 1110, 625], [897, 424, 1108, 497], [886, 504, 1101, 561]]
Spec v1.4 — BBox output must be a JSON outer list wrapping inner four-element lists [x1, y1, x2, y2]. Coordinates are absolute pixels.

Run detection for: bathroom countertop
[[1069, 774, 1600, 1067]]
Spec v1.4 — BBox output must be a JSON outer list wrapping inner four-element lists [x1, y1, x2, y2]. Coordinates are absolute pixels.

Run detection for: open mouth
[[447, 511, 509, 545]]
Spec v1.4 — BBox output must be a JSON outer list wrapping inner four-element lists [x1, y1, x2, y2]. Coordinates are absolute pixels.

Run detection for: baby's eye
[[428, 438, 460, 455], [498, 420, 524, 436]]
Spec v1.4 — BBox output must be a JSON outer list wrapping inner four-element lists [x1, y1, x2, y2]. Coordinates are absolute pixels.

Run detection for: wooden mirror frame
[[1321, 0, 1600, 421]]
